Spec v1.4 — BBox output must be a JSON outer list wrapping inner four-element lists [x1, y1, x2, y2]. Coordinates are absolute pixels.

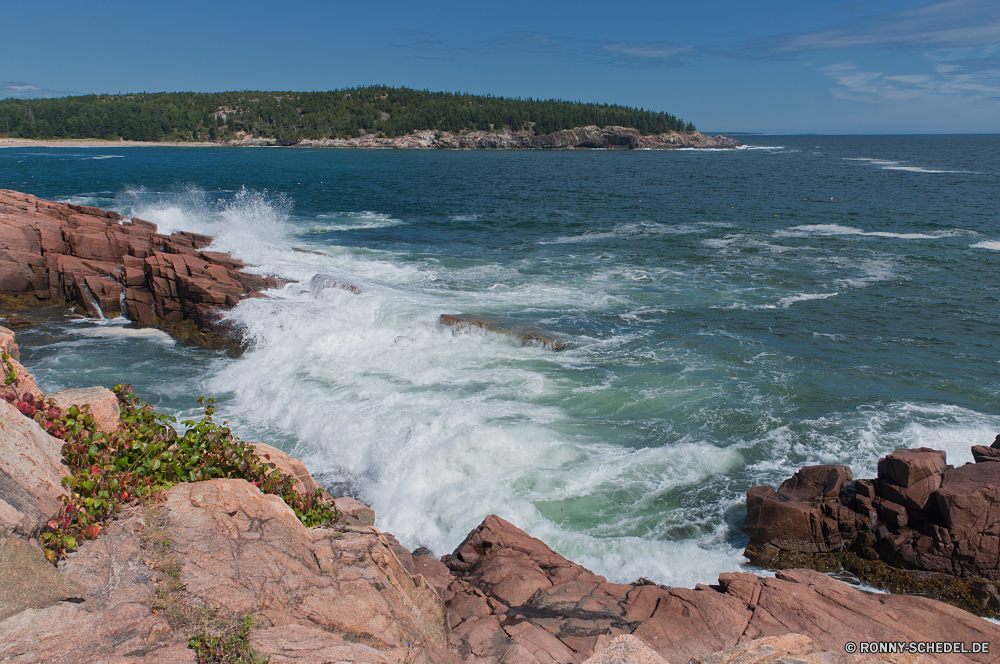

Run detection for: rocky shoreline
[[1, 126, 739, 151], [2, 335, 998, 663], [4, 192, 1000, 662]]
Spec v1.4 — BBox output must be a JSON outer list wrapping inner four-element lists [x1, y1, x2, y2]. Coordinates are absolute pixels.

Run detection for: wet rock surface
[[744, 442, 1000, 616], [439, 314, 568, 351], [0, 189, 284, 350]]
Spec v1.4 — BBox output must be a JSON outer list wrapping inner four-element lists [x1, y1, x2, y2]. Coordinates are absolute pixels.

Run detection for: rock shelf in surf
[[744, 441, 1000, 616], [0, 189, 283, 350], [1, 330, 996, 663], [439, 314, 568, 351]]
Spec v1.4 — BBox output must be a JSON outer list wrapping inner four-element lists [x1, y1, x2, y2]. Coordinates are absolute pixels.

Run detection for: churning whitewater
[[5, 135, 1000, 587]]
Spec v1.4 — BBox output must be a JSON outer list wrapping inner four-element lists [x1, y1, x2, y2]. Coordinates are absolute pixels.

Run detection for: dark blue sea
[[2, 136, 999, 585]]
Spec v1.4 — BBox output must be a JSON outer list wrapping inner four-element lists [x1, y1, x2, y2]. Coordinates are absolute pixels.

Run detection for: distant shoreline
[[0, 126, 739, 151], [0, 138, 220, 148]]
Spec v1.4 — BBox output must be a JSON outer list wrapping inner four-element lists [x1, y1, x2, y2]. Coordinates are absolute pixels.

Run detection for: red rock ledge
[[0, 189, 282, 349], [744, 441, 1000, 616]]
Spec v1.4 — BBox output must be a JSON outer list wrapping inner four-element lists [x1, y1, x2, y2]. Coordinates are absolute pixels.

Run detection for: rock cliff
[[0, 189, 283, 350], [223, 126, 739, 150]]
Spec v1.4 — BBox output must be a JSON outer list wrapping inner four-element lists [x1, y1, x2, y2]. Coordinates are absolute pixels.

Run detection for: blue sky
[[3, 0, 998, 134]]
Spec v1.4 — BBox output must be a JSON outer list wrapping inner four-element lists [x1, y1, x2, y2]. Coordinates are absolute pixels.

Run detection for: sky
[[2, 0, 999, 134]]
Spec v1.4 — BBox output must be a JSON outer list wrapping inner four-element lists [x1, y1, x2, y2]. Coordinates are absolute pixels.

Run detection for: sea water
[[2, 136, 999, 587]]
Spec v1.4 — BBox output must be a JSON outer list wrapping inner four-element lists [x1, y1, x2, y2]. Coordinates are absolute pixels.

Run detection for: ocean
[[2, 135, 999, 587]]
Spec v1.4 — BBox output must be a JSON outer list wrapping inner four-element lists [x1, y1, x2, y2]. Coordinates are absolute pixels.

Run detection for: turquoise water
[[3, 137, 999, 586]]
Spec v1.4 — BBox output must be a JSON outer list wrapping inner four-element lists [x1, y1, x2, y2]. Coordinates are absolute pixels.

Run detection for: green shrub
[[37, 384, 340, 562]]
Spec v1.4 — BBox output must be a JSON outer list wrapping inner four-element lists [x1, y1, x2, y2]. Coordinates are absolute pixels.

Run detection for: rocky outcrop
[[439, 314, 567, 351], [0, 479, 459, 664], [224, 126, 739, 150], [0, 190, 284, 349], [442, 515, 999, 664], [744, 442, 1000, 615], [0, 399, 67, 536]]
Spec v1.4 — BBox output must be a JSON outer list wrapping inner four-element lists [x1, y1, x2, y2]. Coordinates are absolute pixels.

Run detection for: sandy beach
[[0, 137, 218, 148]]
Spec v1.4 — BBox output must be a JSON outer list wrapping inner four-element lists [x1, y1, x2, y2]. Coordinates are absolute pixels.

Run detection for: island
[[0, 86, 738, 150]]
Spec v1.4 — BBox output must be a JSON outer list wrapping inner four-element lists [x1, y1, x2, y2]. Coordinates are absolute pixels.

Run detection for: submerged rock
[[439, 314, 568, 351], [309, 273, 362, 296]]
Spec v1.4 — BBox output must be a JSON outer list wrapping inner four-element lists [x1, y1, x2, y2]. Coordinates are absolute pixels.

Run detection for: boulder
[[743, 442, 1000, 595], [0, 349, 41, 404], [253, 442, 329, 498], [971, 446, 1000, 464], [47, 386, 120, 433], [333, 495, 377, 527], [0, 399, 67, 535], [742, 465, 852, 554], [876, 448, 946, 513], [0, 325, 19, 360]]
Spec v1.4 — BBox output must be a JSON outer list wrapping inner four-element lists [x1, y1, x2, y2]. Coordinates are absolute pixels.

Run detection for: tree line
[[0, 86, 696, 142]]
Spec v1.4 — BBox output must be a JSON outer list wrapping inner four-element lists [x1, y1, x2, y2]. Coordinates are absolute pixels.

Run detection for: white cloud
[[766, 0, 1000, 54], [822, 62, 1000, 103], [0, 81, 78, 99]]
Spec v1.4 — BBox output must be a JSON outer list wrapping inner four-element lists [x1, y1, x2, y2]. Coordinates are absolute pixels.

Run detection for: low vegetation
[[0, 85, 695, 142], [30, 384, 340, 563]]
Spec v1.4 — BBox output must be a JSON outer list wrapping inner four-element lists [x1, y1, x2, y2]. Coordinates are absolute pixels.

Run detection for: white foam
[[781, 224, 944, 240], [971, 241, 1000, 250], [543, 231, 618, 244], [777, 293, 839, 308], [72, 326, 176, 345], [312, 211, 403, 231], [844, 157, 973, 174], [116, 185, 291, 264]]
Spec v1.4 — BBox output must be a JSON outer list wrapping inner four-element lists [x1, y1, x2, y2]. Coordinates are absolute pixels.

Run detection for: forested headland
[[0, 86, 695, 142]]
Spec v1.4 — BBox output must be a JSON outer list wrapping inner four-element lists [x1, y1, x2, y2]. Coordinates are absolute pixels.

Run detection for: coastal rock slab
[[444, 515, 1000, 664], [0, 510, 192, 663], [689, 633, 934, 664], [160, 479, 457, 664], [0, 535, 82, 622], [0, 399, 67, 535]]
